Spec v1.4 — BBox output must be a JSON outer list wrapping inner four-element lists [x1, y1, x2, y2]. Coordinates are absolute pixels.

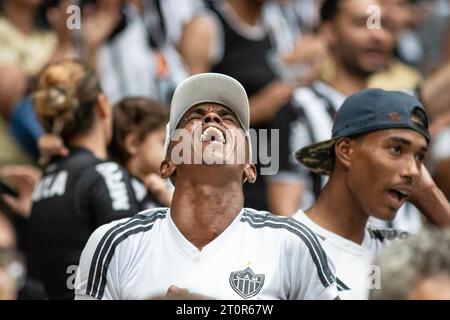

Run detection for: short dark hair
[[320, 0, 341, 22], [109, 97, 168, 166]]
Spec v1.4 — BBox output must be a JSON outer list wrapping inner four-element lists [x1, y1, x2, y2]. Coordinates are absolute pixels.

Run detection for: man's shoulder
[[292, 81, 339, 106], [242, 209, 336, 291], [87, 208, 170, 248], [241, 208, 320, 244], [241, 207, 294, 225], [292, 85, 320, 109], [76, 208, 170, 299]]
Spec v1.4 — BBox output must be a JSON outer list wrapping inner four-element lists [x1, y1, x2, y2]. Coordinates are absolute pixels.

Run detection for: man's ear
[[96, 93, 111, 118], [124, 132, 140, 157], [334, 138, 354, 171], [243, 163, 257, 184], [160, 159, 177, 179]]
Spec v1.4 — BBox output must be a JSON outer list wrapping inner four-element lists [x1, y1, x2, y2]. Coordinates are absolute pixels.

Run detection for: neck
[[327, 58, 369, 96], [227, 0, 263, 26], [170, 167, 244, 250], [69, 126, 108, 160], [305, 170, 368, 244], [3, 1, 36, 34]]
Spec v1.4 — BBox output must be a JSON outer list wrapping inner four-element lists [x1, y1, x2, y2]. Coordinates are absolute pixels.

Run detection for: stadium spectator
[[92, 0, 190, 105], [29, 59, 139, 299], [294, 88, 450, 299], [368, 0, 423, 91], [109, 97, 172, 208], [267, 0, 397, 215], [74, 73, 339, 300], [180, 0, 301, 211], [0, 0, 79, 163]]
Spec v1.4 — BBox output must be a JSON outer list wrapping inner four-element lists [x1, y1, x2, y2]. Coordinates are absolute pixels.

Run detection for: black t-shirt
[[29, 147, 139, 300]]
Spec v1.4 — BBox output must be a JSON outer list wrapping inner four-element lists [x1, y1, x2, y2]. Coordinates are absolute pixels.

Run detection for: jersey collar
[[166, 208, 245, 261]]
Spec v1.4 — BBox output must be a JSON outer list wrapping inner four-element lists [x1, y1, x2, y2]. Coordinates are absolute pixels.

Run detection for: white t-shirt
[[293, 210, 407, 300], [75, 208, 338, 300]]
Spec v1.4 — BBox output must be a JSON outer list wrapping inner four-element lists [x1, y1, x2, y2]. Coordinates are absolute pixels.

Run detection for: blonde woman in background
[[28, 59, 139, 300]]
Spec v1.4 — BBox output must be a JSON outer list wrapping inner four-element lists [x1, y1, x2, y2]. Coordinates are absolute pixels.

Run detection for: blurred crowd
[[0, 0, 450, 300]]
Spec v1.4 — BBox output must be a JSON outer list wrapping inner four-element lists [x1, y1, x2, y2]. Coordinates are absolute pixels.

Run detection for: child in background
[[109, 97, 172, 209]]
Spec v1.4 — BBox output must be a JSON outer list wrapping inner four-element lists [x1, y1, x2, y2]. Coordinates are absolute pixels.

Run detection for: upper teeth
[[201, 127, 225, 143]]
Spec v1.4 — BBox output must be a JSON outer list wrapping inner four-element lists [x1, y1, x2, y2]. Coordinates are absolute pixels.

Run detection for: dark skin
[[306, 128, 450, 244], [160, 103, 256, 250], [267, 0, 396, 215], [159, 103, 339, 300]]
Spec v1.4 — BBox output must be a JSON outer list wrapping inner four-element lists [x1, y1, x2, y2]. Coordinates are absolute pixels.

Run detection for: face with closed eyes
[[173, 103, 249, 166], [161, 103, 256, 184], [340, 128, 428, 220]]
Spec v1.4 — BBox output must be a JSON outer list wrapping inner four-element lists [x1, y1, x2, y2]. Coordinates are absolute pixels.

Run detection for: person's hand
[[421, 63, 450, 118], [429, 110, 450, 138], [47, 0, 74, 47], [82, 0, 123, 51], [279, 34, 327, 87], [143, 174, 173, 207], [282, 34, 327, 66], [410, 164, 436, 199], [38, 134, 69, 165], [0, 165, 41, 218], [409, 164, 450, 227]]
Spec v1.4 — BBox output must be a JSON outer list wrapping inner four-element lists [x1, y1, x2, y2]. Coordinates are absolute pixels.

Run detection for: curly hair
[[33, 59, 102, 142]]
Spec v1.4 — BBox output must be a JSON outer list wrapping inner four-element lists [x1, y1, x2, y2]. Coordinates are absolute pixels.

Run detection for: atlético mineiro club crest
[[229, 267, 265, 299]]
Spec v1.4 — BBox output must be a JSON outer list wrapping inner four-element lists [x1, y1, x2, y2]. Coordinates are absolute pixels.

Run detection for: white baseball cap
[[163, 73, 251, 158]]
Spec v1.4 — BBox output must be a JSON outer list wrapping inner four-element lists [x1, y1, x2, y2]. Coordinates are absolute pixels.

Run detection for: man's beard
[[340, 51, 380, 80]]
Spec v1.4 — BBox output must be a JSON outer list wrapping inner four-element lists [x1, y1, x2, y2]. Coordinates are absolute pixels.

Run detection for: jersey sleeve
[[283, 218, 338, 300], [74, 220, 125, 300], [88, 162, 139, 227]]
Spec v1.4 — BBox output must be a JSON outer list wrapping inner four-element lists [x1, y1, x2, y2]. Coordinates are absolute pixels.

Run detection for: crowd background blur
[[0, 0, 449, 300]]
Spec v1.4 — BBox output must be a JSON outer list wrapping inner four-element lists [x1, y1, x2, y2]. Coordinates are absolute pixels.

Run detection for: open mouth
[[387, 188, 409, 205], [200, 126, 226, 144]]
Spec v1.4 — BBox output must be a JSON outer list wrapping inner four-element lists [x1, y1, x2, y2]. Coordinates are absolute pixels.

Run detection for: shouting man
[[294, 88, 450, 299], [75, 73, 338, 300]]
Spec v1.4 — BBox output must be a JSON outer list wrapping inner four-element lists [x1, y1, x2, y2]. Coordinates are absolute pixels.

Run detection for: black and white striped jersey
[[75, 207, 338, 300], [270, 80, 344, 208]]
